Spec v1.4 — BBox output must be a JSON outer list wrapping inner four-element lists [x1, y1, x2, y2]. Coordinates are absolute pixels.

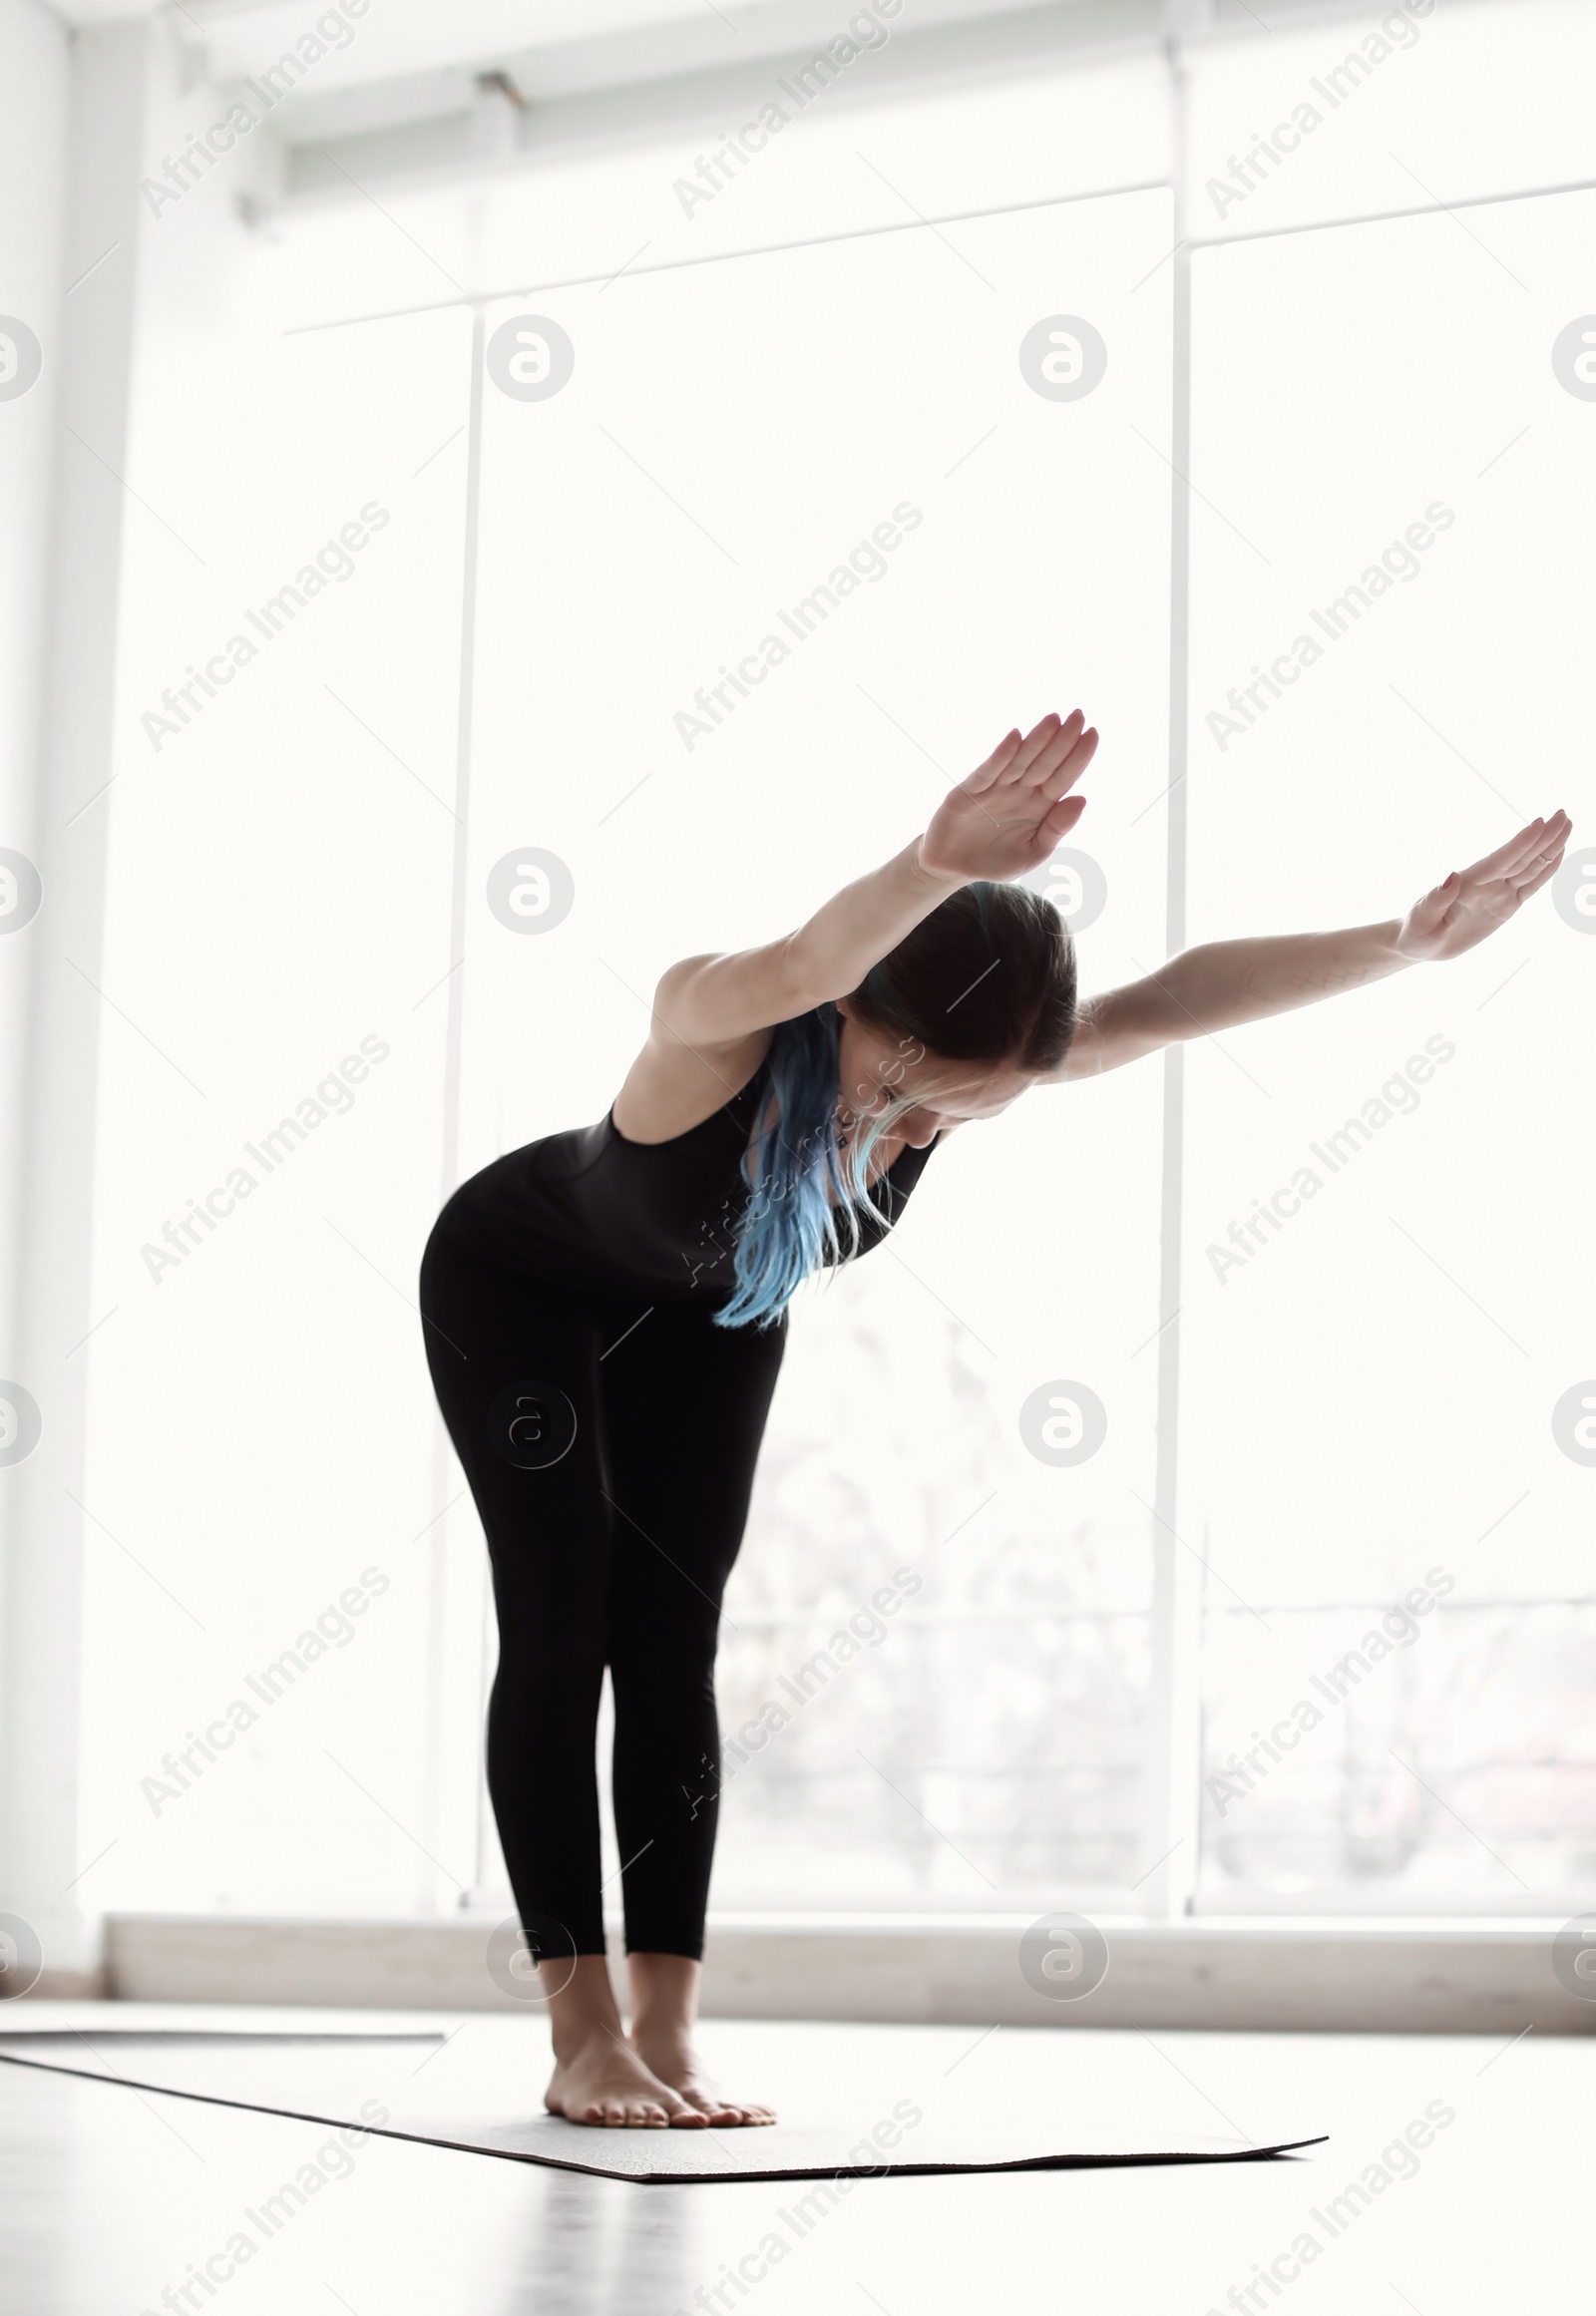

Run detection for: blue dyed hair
[[711, 999, 914, 1332], [714, 880, 1076, 1332]]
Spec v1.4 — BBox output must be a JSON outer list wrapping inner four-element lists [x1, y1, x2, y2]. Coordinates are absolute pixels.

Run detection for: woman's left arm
[[1058, 811, 1571, 1080]]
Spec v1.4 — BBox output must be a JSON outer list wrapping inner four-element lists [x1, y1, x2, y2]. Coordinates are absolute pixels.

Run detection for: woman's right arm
[[652, 840, 960, 1050], [649, 710, 1099, 1048]]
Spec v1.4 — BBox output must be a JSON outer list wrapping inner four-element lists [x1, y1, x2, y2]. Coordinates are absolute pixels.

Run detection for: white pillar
[[0, 11, 183, 1987], [0, 7, 70, 1304]]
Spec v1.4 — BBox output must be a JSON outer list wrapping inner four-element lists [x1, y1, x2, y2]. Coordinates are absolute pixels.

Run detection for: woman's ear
[[833, 994, 856, 1023]]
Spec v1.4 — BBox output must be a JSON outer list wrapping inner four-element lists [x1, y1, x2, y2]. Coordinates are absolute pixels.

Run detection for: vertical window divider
[[427, 300, 490, 1913], [1138, 7, 1207, 1923]]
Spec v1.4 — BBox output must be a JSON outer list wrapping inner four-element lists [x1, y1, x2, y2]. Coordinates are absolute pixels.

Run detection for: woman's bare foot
[[628, 2032, 777, 2126], [627, 1951, 777, 2126], [544, 2033, 706, 2128], [538, 1952, 707, 2128]]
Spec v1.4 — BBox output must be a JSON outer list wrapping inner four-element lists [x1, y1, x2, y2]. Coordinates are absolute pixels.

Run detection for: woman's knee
[[608, 1652, 718, 1735]]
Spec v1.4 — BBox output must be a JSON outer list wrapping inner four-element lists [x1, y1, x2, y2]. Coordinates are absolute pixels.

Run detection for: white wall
[[0, 1, 69, 1391], [0, 0, 77, 1984]]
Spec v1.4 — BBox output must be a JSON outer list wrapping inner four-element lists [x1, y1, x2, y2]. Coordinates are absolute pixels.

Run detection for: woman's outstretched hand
[[1395, 811, 1573, 962], [918, 711, 1098, 885]]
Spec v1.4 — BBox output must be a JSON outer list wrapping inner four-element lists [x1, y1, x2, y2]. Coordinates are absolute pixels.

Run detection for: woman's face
[[833, 998, 1035, 1149]]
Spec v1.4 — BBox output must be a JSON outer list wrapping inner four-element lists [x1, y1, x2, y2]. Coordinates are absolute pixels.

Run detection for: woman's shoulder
[[610, 1025, 775, 1144]]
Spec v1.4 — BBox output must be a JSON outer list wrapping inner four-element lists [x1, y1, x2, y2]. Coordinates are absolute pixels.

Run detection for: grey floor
[[0, 2004, 1584, 2314]]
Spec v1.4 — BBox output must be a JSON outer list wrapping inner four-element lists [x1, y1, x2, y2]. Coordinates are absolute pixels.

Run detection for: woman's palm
[[920, 711, 1098, 884], [1397, 813, 1571, 961]]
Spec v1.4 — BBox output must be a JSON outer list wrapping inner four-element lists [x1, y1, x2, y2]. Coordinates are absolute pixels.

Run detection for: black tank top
[[434, 1051, 939, 1306]]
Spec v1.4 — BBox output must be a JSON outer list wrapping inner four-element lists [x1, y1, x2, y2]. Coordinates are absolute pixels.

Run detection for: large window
[[463, 182, 1174, 1915], [1182, 183, 1596, 1911], [74, 2, 1595, 1929]]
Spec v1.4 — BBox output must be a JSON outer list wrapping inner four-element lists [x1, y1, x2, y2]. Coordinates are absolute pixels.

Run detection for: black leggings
[[418, 1225, 786, 1960]]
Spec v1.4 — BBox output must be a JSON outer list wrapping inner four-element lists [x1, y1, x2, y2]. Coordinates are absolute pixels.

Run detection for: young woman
[[419, 708, 1569, 2129]]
